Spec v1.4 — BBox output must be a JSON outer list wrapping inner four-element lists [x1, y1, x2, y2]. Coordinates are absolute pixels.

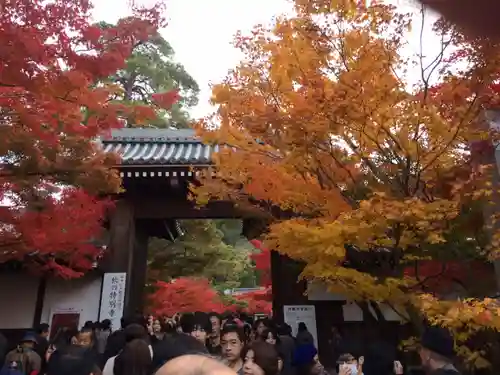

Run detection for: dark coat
[[101, 330, 126, 369], [0, 333, 7, 368]]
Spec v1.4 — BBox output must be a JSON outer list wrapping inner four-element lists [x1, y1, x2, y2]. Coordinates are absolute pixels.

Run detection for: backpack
[[0, 367, 25, 375], [6, 348, 31, 375], [0, 360, 26, 375]]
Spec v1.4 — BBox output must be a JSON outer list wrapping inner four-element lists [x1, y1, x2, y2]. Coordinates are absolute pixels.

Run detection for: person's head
[[294, 344, 325, 375], [239, 312, 248, 322], [151, 332, 209, 371], [260, 328, 279, 346], [155, 354, 235, 375], [296, 356, 324, 375], [162, 318, 178, 334], [153, 319, 163, 334], [276, 324, 288, 337], [253, 319, 268, 336], [37, 323, 50, 338], [337, 354, 355, 365], [308, 354, 325, 375], [124, 324, 148, 343], [20, 332, 37, 349], [419, 326, 455, 370], [362, 341, 397, 375], [335, 354, 357, 375], [221, 311, 234, 328], [221, 325, 245, 362], [101, 319, 112, 331], [188, 312, 211, 344], [179, 313, 194, 333], [285, 324, 293, 336], [208, 313, 221, 336], [242, 341, 279, 375], [51, 327, 76, 350], [75, 328, 94, 348], [114, 339, 152, 375], [46, 345, 97, 375], [298, 322, 307, 332]]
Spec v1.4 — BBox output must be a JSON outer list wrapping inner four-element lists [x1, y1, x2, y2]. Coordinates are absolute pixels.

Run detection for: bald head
[[155, 355, 236, 375]]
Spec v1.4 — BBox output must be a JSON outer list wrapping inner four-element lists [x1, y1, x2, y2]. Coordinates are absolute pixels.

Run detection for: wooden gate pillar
[[108, 200, 150, 316], [271, 251, 308, 323], [128, 220, 149, 314]]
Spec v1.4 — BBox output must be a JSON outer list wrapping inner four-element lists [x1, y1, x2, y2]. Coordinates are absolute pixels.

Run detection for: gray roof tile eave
[[117, 160, 213, 167], [106, 128, 198, 141], [103, 143, 216, 167]]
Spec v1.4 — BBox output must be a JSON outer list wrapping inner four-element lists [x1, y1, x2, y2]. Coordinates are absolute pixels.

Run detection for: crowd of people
[[0, 311, 460, 375]]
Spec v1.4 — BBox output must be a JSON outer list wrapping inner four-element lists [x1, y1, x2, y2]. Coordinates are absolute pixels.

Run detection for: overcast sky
[[92, 0, 440, 120]]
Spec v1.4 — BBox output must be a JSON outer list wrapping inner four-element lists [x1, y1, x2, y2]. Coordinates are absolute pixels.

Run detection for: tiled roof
[[101, 128, 219, 166]]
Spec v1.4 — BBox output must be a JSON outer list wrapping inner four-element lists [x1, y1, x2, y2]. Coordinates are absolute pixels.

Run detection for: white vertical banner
[[283, 305, 318, 348], [99, 273, 127, 331]]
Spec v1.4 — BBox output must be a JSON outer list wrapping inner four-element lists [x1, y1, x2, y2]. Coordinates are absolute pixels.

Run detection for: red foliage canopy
[[0, 0, 176, 276], [149, 278, 226, 316], [233, 288, 272, 315], [0, 188, 113, 278], [149, 278, 272, 316], [152, 89, 181, 110], [249, 239, 272, 287], [403, 260, 494, 295]]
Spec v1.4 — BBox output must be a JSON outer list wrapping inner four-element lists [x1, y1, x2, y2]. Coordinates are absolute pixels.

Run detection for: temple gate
[[100, 128, 296, 316]]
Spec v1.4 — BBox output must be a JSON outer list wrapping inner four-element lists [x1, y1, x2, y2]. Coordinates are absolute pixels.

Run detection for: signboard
[[283, 305, 318, 348], [49, 307, 81, 339], [99, 272, 127, 331]]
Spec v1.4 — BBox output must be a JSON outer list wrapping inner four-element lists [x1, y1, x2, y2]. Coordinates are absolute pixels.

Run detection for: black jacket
[[0, 333, 7, 368], [101, 330, 126, 368]]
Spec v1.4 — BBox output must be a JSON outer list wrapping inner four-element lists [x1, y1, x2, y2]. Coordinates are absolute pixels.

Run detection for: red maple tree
[[249, 239, 272, 287], [233, 289, 272, 315], [148, 277, 272, 316], [149, 278, 226, 316], [403, 260, 495, 296], [0, 0, 173, 276]]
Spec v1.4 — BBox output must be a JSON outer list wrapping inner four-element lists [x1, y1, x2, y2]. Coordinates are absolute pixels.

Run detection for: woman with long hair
[[113, 339, 151, 375], [242, 341, 279, 375], [102, 325, 151, 375]]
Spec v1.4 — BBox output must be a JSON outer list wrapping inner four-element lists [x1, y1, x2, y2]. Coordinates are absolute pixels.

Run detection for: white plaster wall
[[0, 273, 39, 329], [341, 301, 406, 322], [307, 280, 346, 301], [41, 275, 102, 329], [307, 281, 404, 322]]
